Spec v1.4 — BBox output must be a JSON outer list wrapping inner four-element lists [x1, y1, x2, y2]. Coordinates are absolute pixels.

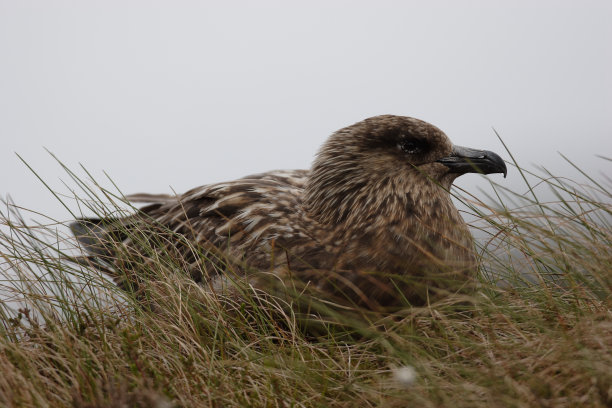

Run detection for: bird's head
[[304, 115, 507, 224]]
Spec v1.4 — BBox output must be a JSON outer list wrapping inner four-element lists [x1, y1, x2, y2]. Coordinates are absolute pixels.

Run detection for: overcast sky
[[1, 1, 611, 223]]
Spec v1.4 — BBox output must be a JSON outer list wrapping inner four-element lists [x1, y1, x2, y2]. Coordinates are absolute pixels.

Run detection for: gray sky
[[1, 1, 611, 223]]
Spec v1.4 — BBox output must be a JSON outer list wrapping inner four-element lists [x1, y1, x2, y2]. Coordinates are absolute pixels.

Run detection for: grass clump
[[0, 156, 611, 407]]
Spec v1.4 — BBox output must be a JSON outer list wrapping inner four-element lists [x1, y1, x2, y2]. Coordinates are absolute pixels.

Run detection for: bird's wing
[[70, 169, 319, 287]]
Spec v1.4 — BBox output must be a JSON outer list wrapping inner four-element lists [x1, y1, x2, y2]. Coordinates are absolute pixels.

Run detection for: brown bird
[[71, 115, 506, 309]]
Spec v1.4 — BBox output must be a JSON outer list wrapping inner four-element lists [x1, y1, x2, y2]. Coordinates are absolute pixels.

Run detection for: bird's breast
[[332, 191, 475, 271]]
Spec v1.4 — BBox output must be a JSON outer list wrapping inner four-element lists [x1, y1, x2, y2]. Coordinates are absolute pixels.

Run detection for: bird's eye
[[399, 139, 423, 154]]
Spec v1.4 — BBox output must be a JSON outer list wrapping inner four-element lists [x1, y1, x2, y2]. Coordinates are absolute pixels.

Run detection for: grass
[[0, 156, 611, 407]]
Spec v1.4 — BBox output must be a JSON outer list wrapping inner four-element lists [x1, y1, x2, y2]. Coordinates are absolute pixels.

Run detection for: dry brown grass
[[1, 157, 610, 407]]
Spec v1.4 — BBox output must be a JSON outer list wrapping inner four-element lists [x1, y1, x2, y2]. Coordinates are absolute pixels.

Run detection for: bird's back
[[71, 170, 325, 290]]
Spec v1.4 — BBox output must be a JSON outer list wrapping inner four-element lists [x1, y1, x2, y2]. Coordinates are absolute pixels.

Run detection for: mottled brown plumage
[[72, 115, 506, 309]]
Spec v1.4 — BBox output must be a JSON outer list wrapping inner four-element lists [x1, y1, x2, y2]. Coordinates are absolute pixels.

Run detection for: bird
[[71, 115, 507, 310]]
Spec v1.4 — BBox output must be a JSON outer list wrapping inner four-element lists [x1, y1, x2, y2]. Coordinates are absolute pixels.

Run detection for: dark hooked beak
[[437, 145, 507, 178]]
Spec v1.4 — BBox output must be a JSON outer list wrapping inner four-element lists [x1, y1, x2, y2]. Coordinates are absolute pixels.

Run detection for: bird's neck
[[304, 173, 432, 227], [303, 171, 470, 249]]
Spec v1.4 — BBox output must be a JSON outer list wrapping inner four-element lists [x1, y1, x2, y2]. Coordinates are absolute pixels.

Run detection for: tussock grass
[[1, 156, 611, 407]]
